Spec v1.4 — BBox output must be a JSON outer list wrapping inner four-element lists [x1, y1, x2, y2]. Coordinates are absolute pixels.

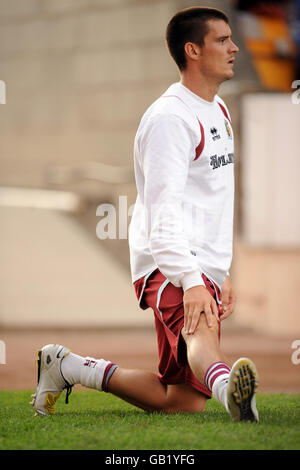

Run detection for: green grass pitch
[[0, 390, 299, 450]]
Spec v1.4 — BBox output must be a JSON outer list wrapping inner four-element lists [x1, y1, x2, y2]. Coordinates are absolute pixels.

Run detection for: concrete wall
[[232, 242, 300, 337], [0, 205, 152, 329], [232, 92, 300, 337], [0, 0, 256, 195], [0, 0, 181, 197]]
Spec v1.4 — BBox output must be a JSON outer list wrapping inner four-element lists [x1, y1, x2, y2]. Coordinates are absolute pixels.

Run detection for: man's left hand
[[220, 275, 236, 320]]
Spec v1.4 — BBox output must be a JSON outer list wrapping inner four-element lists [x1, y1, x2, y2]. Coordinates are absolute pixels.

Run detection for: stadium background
[[0, 0, 299, 393]]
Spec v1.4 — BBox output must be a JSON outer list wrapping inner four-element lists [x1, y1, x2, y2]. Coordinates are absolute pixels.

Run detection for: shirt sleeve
[[139, 113, 205, 291]]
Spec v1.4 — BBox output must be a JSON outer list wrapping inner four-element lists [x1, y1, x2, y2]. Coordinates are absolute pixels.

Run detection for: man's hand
[[183, 285, 219, 334], [220, 276, 236, 320]]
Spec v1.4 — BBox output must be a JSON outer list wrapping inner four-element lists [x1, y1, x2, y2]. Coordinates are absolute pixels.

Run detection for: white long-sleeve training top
[[128, 82, 235, 291]]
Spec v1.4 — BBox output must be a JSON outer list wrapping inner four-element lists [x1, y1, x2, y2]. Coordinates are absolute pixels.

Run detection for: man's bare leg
[[181, 313, 233, 412], [34, 311, 225, 416], [181, 313, 230, 384], [107, 368, 207, 414], [60, 350, 207, 414], [59, 314, 225, 414], [107, 314, 227, 413], [182, 312, 259, 422]]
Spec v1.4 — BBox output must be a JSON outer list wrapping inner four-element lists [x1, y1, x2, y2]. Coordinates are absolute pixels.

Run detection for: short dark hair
[[166, 6, 229, 71]]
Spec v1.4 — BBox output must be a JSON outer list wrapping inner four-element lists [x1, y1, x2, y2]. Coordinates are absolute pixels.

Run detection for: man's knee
[[154, 383, 207, 414], [182, 313, 219, 343], [163, 386, 207, 414]]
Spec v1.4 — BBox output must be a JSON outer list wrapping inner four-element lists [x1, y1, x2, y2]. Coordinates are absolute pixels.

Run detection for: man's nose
[[230, 40, 239, 53]]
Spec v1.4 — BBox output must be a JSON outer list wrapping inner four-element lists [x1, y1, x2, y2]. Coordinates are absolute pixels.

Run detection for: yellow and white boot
[[226, 357, 259, 422], [30, 344, 73, 416]]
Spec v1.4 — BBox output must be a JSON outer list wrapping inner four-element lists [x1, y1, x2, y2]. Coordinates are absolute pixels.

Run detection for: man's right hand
[[183, 285, 219, 334]]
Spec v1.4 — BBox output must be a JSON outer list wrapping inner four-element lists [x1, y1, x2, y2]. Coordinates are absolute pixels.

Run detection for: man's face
[[198, 19, 239, 82]]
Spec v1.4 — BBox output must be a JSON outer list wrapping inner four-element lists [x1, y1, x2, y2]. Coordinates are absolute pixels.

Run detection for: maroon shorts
[[134, 269, 222, 398]]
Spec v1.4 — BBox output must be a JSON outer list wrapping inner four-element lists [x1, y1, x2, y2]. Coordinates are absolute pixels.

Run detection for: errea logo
[[210, 127, 220, 141]]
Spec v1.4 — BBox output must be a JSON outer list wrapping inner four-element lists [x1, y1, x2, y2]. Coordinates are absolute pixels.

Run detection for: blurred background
[[0, 0, 299, 392]]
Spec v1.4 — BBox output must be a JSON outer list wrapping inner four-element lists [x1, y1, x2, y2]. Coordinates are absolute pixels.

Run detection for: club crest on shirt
[[224, 119, 232, 139]]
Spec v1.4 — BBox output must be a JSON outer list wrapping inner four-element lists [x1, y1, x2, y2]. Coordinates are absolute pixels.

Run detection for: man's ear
[[184, 42, 202, 62]]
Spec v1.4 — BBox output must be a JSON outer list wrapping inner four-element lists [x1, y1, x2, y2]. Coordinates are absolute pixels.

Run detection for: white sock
[[204, 361, 231, 410], [212, 375, 230, 410], [61, 352, 118, 392]]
